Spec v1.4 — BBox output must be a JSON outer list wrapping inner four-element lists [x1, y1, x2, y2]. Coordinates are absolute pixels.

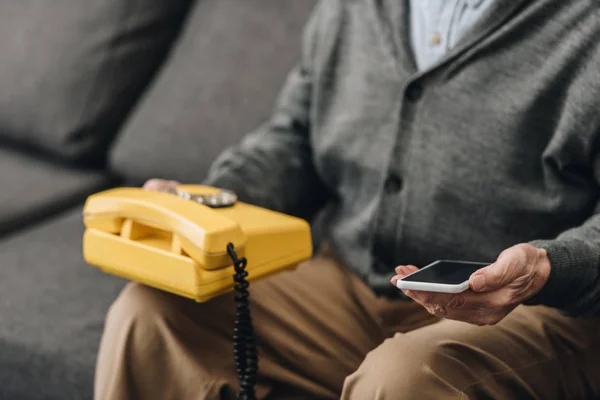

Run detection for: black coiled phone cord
[[227, 243, 258, 400]]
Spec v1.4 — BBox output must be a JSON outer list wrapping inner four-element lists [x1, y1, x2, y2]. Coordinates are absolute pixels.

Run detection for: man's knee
[[102, 282, 179, 356], [342, 334, 467, 399], [107, 282, 165, 327]]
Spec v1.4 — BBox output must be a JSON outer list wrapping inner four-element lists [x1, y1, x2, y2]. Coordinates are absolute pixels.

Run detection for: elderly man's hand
[[390, 244, 551, 326], [142, 178, 180, 192]]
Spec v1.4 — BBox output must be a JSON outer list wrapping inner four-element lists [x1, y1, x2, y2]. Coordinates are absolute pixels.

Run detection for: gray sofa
[[0, 0, 316, 398]]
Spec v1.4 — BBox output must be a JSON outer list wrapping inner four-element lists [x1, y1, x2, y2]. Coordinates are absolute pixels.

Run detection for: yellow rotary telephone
[[82, 184, 313, 399], [82, 184, 313, 301]]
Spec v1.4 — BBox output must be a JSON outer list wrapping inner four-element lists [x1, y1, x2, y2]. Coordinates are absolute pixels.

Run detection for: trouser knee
[[342, 334, 467, 399]]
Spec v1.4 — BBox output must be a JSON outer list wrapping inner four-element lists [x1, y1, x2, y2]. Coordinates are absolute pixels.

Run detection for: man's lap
[[96, 250, 600, 399]]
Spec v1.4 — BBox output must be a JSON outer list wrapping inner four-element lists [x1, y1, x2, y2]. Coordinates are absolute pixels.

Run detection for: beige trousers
[[95, 249, 600, 399]]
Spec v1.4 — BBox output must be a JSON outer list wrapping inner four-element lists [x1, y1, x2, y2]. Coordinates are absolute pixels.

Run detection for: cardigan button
[[384, 174, 403, 194], [405, 83, 423, 102]]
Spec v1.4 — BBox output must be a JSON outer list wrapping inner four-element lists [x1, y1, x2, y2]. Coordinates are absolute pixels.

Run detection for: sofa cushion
[[0, 148, 113, 236], [0, 209, 126, 399], [0, 0, 191, 165], [110, 0, 317, 184]]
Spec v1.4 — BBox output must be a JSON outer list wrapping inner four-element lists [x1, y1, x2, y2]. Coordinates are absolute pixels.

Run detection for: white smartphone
[[395, 260, 490, 294]]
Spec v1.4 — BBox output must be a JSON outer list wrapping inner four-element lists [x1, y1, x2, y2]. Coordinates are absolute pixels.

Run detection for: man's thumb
[[469, 262, 510, 292], [469, 271, 487, 292]]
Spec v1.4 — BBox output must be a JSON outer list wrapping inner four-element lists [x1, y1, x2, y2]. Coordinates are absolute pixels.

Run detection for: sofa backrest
[[0, 0, 192, 166], [109, 0, 318, 184]]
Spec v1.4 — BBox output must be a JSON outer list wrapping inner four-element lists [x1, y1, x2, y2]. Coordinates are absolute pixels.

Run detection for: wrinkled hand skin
[[391, 244, 551, 326], [142, 179, 180, 192]]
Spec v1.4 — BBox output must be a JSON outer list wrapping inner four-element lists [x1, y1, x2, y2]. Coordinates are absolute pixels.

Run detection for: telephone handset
[[82, 184, 313, 399]]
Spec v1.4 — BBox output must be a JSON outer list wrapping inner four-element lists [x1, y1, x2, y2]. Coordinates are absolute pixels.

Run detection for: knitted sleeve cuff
[[524, 238, 599, 310]]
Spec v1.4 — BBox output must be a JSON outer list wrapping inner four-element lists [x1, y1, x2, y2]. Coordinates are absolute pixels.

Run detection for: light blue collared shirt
[[409, 0, 494, 70]]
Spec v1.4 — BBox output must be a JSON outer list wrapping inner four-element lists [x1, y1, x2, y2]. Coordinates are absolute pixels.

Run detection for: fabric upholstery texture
[[110, 0, 317, 184], [0, 148, 113, 236], [0, 210, 126, 399], [0, 0, 191, 164]]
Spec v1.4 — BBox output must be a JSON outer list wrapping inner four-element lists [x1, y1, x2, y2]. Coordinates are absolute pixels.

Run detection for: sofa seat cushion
[[0, 148, 113, 236], [0, 209, 126, 399], [0, 0, 191, 164], [110, 0, 317, 184]]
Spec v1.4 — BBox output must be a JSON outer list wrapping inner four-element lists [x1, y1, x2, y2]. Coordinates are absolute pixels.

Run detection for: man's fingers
[[390, 265, 418, 286], [394, 265, 418, 275], [407, 289, 484, 307], [404, 291, 503, 323], [404, 290, 457, 307], [404, 288, 512, 310], [143, 179, 180, 191]]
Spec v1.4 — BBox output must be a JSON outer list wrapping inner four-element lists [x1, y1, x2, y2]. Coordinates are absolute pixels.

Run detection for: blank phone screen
[[401, 261, 489, 285]]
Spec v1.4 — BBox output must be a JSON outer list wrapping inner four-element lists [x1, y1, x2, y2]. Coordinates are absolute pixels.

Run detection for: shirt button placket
[[370, 80, 421, 279]]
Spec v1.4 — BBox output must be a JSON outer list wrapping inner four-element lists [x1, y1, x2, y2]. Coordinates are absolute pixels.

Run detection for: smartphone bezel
[[395, 260, 490, 294]]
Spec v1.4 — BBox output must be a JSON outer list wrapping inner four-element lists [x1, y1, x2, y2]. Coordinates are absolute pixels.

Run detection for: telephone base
[[84, 228, 307, 302]]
